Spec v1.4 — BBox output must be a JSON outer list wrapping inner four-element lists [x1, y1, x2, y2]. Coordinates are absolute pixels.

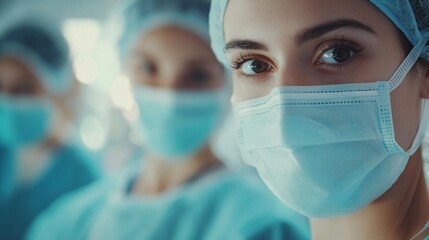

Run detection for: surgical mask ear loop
[[385, 40, 429, 155], [388, 40, 426, 92]]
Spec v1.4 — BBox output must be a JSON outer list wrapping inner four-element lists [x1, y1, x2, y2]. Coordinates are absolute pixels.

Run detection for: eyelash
[[230, 54, 257, 70], [230, 54, 274, 83], [229, 38, 364, 79], [316, 39, 364, 70]]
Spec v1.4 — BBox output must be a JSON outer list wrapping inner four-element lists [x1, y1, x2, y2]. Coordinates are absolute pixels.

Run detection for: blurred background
[[0, 0, 244, 174], [0, 1, 252, 239]]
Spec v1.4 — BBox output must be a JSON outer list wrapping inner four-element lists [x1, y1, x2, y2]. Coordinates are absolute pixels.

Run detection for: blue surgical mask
[[233, 40, 429, 218], [133, 85, 228, 161], [0, 95, 53, 147]]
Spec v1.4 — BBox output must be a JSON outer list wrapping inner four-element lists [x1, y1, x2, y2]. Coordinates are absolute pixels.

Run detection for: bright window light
[[62, 19, 101, 84], [80, 116, 106, 151]]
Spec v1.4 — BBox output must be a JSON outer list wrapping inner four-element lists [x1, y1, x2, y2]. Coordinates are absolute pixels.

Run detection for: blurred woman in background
[[0, 18, 100, 239]]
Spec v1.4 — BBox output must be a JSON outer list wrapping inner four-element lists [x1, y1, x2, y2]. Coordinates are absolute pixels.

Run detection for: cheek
[[358, 41, 404, 83], [129, 68, 152, 86], [211, 72, 228, 89], [130, 70, 143, 83], [48, 103, 69, 141]]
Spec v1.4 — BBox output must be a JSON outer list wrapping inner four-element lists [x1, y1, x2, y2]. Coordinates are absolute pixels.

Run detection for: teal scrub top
[[0, 145, 100, 240], [27, 167, 310, 240]]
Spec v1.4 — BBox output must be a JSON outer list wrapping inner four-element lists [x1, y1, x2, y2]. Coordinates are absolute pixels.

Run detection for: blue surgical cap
[[209, 0, 429, 66], [0, 19, 72, 95], [118, 0, 211, 60]]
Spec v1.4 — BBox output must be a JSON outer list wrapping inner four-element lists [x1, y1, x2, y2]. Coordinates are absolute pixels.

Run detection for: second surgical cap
[[0, 18, 72, 95], [209, 0, 429, 66], [118, 0, 211, 60]]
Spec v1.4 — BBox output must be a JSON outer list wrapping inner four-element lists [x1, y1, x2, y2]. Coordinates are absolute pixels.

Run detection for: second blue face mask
[[0, 95, 53, 147], [133, 85, 228, 161]]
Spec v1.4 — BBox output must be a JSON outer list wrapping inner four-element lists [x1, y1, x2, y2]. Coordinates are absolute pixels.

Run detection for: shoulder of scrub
[[51, 144, 102, 177], [27, 175, 123, 238]]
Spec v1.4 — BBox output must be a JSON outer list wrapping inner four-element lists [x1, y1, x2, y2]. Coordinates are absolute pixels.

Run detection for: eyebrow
[[297, 18, 377, 45], [224, 18, 377, 52], [225, 40, 268, 52]]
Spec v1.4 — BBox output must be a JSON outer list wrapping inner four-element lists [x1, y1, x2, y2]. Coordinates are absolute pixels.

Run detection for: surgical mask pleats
[[133, 86, 227, 160]]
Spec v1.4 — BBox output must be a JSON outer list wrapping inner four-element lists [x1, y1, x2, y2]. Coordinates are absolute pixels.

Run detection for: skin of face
[[223, 0, 429, 153], [126, 25, 225, 91], [0, 57, 45, 96]]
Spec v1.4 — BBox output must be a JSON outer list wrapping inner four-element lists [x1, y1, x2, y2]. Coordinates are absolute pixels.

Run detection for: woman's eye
[[320, 47, 355, 64], [241, 60, 271, 75], [13, 81, 38, 96], [187, 69, 211, 84], [140, 62, 156, 75]]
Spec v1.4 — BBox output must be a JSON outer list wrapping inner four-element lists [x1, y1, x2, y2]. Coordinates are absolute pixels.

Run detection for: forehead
[[0, 56, 41, 83], [132, 25, 216, 64], [224, 0, 392, 44], [0, 56, 34, 75]]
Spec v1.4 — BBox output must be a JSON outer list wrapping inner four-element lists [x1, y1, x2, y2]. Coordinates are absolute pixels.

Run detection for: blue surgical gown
[[27, 168, 310, 240], [0, 145, 100, 240]]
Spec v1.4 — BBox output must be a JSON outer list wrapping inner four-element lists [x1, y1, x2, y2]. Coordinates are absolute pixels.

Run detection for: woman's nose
[[277, 61, 312, 87]]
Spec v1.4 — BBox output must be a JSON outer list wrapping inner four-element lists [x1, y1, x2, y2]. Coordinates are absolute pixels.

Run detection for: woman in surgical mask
[[0, 18, 100, 239], [210, 0, 429, 239], [26, 0, 311, 239]]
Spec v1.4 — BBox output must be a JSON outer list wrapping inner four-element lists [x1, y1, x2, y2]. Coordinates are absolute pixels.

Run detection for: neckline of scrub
[[108, 164, 228, 204]]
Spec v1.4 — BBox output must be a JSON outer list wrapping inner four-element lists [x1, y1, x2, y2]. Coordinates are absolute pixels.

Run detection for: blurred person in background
[[26, 0, 310, 239], [0, 17, 100, 239]]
